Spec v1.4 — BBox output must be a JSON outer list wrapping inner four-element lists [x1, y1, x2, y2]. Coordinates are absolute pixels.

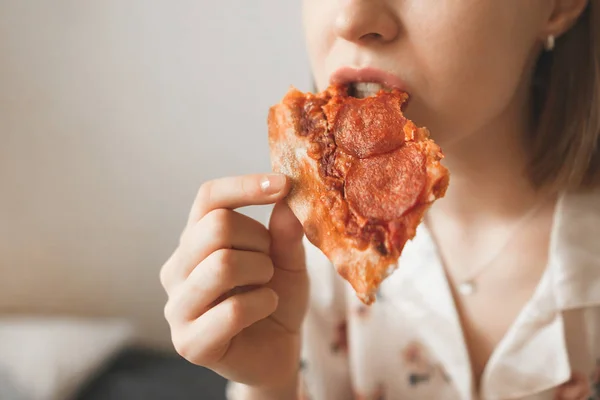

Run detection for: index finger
[[187, 173, 290, 226]]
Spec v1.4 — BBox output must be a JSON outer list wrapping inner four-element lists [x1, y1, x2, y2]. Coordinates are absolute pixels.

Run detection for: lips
[[330, 67, 408, 99]]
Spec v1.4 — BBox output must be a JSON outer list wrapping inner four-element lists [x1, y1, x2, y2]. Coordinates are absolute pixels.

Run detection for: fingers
[[161, 173, 289, 292], [165, 249, 275, 322], [266, 201, 309, 333], [187, 174, 290, 227], [172, 287, 279, 366], [161, 174, 297, 370], [269, 201, 305, 272], [161, 209, 271, 292]]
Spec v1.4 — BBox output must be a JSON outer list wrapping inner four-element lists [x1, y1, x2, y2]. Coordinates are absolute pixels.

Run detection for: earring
[[545, 34, 555, 51]]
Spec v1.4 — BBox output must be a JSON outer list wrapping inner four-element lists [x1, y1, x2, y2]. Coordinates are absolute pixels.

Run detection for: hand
[[160, 173, 308, 391]]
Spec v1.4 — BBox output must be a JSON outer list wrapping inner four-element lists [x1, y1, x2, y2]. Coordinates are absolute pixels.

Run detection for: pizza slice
[[268, 84, 449, 305]]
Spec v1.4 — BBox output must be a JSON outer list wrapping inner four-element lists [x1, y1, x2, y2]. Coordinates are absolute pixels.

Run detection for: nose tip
[[334, 1, 400, 44]]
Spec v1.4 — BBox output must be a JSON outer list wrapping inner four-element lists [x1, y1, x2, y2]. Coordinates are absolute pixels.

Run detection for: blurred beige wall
[[0, 1, 311, 348]]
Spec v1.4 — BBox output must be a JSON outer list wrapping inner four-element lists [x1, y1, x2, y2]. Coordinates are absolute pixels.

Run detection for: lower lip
[[330, 67, 407, 91]]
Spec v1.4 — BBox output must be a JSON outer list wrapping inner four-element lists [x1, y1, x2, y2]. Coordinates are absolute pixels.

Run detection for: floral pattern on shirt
[[401, 340, 451, 387], [354, 304, 370, 319], [331, 319, 348, 354], [298, 359, 312, 400]]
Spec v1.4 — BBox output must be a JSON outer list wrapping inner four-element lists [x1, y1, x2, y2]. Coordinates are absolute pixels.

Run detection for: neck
[[430, 88, 551, 226]]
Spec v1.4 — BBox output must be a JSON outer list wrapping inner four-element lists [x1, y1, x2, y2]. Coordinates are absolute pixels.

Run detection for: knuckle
[[163, 298, 177, 322], [196, 180, 214, 205], [208, 249, 238, 286], [159, 252, 179, 291], [183, 209, 231, 249], [159, 264, 169, 290], [180, 224, 202, 248], [158, 266, 168, 291], [171, 325, 219, 368], [261, 227, 273, 250], [203, 210, 233, 243], [214, 247, 235, 265], [262, 255, 276, 278], [171, 332, 196, 364], [224, 296, 246, 328], [252, 251, 274, 277], [204, 208, 232, 231]]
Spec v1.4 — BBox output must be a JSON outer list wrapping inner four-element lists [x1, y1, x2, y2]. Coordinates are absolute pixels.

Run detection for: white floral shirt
[[230, 189, 600, 400]]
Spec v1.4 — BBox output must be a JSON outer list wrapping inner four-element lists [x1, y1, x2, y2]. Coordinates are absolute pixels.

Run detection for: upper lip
[[330, 67, 407, 91]]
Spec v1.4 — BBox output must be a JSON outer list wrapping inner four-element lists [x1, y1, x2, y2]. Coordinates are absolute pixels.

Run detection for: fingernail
[[261, 174, 286, 195]]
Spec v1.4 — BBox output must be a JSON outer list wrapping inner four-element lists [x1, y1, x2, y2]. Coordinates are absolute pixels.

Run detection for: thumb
[[268, 201, 305, 272]]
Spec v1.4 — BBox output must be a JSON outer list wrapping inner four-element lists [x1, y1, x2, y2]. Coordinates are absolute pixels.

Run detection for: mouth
[[330, 67, 408, 99], [347, 82, 389, 99]]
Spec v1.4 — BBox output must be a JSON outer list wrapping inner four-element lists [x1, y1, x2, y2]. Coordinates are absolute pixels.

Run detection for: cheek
[[411, 41, 525, 138], [403, 2, 539, 138]]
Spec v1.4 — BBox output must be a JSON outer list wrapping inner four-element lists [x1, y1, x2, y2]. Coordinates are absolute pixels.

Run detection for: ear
[[544, 0, 589, 37]]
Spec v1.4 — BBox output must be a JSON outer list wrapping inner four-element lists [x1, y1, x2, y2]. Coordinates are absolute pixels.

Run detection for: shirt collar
[[482, 188, 600, 399], [549, 188, 600, 310], [383, 188, 600, 400]]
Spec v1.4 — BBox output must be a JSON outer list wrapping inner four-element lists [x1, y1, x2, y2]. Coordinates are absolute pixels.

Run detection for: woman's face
[[302, 0, 552, 144]]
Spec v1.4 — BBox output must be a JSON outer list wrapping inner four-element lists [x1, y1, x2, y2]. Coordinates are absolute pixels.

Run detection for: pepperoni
[[345, 144, 427, 221], [324, 92, 408, 159]]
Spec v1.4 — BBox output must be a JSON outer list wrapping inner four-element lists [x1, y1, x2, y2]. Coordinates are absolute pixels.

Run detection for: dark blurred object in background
[[74, 347, 227, 400]]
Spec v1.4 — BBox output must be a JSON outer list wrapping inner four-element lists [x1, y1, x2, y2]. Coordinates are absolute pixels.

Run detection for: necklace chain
[[428, 198, 550, 296]]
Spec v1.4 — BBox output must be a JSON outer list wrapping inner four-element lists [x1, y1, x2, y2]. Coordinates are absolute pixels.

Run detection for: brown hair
[[529, 1, 600, 190]]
